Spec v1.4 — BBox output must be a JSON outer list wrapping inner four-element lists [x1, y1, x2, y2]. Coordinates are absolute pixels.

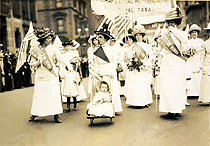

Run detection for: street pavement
[[0, 77, 209, 146]]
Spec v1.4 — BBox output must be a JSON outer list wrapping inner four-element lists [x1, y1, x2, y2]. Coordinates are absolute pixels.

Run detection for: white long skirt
[[31, 78, 63, 116], [199, 74, 210, 103], [186, 55, 202, 96], [88, 103, 115, 117], [126, 69, 153, 106], [159, 54, 186, 113]]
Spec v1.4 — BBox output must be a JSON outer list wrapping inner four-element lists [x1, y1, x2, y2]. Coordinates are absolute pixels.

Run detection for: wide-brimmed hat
[[204, 23, 210, 30], [132, 25, 145, 36], [33, 27, 55, 41], [94, 23, 114, 40], [166, 7, 183, 21], [188, 24, 201, 34], [62, 40, 80, 49]]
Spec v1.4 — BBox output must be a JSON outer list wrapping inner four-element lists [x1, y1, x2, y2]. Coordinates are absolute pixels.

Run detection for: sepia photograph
[[0, 0, 209, 145]]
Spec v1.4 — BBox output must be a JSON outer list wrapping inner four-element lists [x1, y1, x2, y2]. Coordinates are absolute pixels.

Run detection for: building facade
[[0, 0, 37, 53], [182, 1, 209, 40], [36, 0, 102, 57]]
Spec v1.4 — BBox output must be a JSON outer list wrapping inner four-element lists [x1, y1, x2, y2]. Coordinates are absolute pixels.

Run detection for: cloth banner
[[94, 46, 110, 63], [30, 44, 57, 77], [157, 31, 185, 60], [131, 43, 147, 60], [91, 0, 174, 24]]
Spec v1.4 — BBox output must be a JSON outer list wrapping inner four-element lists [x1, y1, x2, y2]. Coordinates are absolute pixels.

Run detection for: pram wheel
[[110, 118, 112, 124], [90, 118, 94, 125]]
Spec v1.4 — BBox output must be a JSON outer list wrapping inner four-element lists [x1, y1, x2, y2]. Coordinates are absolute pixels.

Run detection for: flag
[[15, 21, 37, 73], [93, 46, 110, 63], [109, 13, 131, 40]]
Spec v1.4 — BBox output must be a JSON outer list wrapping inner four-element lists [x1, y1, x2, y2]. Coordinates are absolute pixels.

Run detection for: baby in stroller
[[86, 77, 115, 118]]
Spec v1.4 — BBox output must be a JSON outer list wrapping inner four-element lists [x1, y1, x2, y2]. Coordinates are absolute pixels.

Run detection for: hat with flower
[[33, 27, 55, 41], [132, 25, 145, 36]]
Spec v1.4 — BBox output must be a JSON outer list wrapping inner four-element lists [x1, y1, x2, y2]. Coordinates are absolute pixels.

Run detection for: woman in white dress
[[157, 7, 188, 119], [186, 24, 204, 100], [125, 25, 153, 107], [194, 23, 210, 105], [87, 35, 99, 101], [29, 27, 71, 123], [93, 24, 123, 112]]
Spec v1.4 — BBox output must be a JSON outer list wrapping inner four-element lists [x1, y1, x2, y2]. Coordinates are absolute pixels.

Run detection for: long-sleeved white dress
[[125, 42, 153, 106]]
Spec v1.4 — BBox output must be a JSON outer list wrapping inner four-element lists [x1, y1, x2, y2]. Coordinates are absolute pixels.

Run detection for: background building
[[36, 0, 102, 57], [0, 0, 37, 54]]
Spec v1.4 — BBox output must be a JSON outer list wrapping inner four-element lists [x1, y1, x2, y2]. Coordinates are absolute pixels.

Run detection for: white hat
[[132, 25, 145, 36], [188, 24, 201, 34], [204, 23, 210, 30]]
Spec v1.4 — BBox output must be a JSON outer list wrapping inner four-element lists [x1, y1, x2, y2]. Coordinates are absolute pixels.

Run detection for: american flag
[[15, 21, 37, 73]]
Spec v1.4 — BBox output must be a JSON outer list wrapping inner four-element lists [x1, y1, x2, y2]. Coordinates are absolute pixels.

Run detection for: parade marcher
[[124, 25, 153, 107], [121, 29, 135, 97], [87, 34, 99, 101], [94, 24, 123, 112], [186, 24, 204, 104], [157, 7, 188, 119], [60, 40, 87, 103], [194, 23, 210, 105], [29, 27, 71, 123], [60, 40, 82, 112], [87, 79, 115, 117]]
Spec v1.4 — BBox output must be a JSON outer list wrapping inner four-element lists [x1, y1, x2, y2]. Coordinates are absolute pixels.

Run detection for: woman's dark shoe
[[160, 113, 176, 119], [54, 115, 62, 123], [73, 108, 77, 111], [64, 107, 70, 112], [174, 113, 183, 117], [28, 115, 38, 122]]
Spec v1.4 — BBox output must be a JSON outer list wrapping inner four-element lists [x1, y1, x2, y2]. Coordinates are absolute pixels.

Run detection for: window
[[13, 0, 20, 18], [22, 0, 29, 20], [56, 0, 62, 8], [83, 2, 86, 15], [30, 0, 36, 22], [73, 0, 77, 8], [57, 19, 64, 32]]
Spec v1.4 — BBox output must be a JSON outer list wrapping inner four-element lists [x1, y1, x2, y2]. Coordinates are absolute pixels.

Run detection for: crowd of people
[[1, 6, 210, 123], [0, 50, 33, 92]]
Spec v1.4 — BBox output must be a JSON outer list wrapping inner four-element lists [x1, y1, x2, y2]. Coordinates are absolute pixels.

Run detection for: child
[[61, 61, 81, 112], [87, 80, 115, 117]]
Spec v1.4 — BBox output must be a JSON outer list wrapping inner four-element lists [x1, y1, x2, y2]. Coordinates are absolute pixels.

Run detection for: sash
[[131, 43, 147, 60], [157, 31, 185, 60], [30, 45, 57, 77]]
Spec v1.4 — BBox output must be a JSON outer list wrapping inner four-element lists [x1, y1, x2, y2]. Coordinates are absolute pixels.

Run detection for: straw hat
[[94, 23, 114, 39], [33, 27, 55, 41], [62, 40, 80, 49], [166, 7, 183, 21], [132, 25, 145, 36], [188, 24, 201, 34], [204, 23, 210, 30]]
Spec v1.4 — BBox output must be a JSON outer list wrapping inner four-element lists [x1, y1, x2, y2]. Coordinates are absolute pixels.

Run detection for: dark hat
[[94, 23, 114, 39], [62, 40, 80, 49], [122, 28, 135, 43], [166, 7, 183, 21], [33, 27, 55, 41]]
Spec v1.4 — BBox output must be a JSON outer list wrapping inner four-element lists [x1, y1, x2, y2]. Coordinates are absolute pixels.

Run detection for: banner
[[157, 31, 185, 60], [91, 0, 174, 24], [30, 44, 57, 77]]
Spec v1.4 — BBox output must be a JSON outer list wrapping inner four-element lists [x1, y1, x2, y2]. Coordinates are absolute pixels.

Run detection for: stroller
[[86, 75, 115, 125]]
